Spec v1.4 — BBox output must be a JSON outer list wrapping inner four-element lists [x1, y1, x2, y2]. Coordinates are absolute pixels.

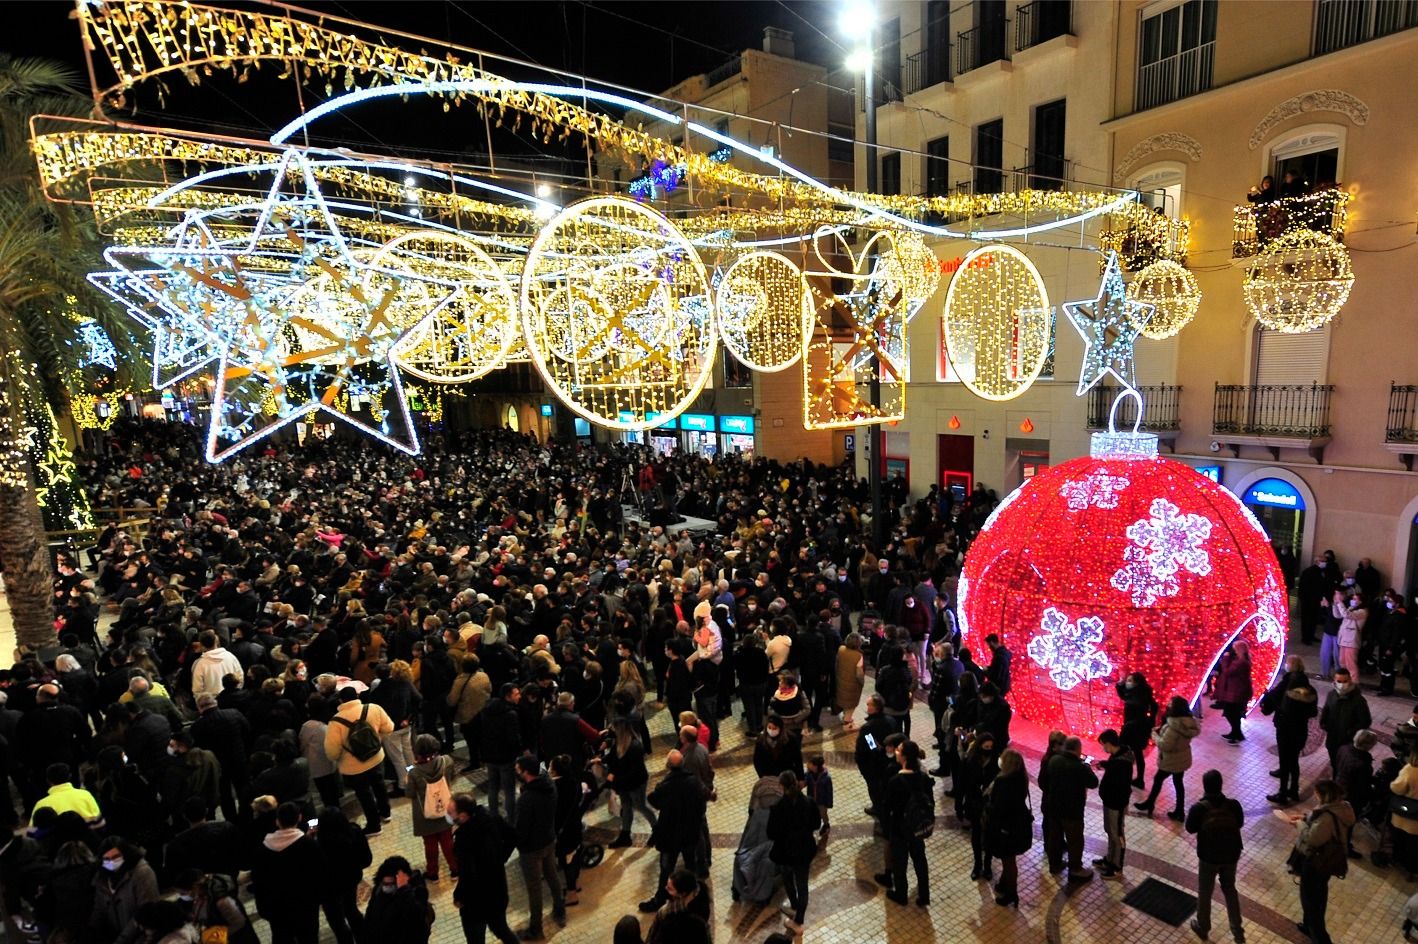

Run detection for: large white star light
[[1062, 251, 1155, 395], [88, 260, 220, 389]]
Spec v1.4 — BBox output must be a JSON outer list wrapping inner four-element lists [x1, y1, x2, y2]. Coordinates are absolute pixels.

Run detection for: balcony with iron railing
[[1314, 0, 1418, 55], [1008, 160, 1072, 193], [1231, 188, 1349, 258], [902, 46, 952, 94], [1087, 384, 1182, 443], [1099, 206, 1191, 271], [957, 24, 1010, 75], [1212, 383, 1334, 462], [1385, 383, 1418, 469], [1015, 1, 1073, 51], [1136, 41, 1215, 110]]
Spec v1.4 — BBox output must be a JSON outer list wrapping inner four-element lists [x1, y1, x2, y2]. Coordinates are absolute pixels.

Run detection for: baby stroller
[[577, 749, 613, 869], [731, 776, 786, 903]]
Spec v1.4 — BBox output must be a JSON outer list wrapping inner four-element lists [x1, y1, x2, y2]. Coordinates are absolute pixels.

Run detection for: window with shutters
[[1253, 324, 1331, 385]]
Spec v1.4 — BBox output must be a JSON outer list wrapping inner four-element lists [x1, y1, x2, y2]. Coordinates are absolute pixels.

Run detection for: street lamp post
[[845, 10, 887, 549]]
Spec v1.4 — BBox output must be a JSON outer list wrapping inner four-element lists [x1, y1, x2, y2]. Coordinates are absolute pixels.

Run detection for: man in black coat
[[1298, 558, 1336, 644], [539, 692, 600, 769], [984, 634, 1013, 696], [1043, 736, 1098, 882], [514, 756, 565, 939], [418, 636, 457, 750], [253, 802, 325, 944], [1262, 656, 1318, 805], [1184, 769, 1246, 943], [1319, 667, 1371, 776], [164, 796, 242, 886], [479, 685, 523, 822], [190, 693, 253, 823], [452, 793, 519, 944], [14, 684, 89, 807], [641, 749, 709, 913], [855, 695, 898, 819], [1094, 730, 1134, 878]]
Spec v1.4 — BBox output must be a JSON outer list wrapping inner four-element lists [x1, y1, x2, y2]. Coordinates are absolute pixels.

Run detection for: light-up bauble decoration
[[942, 244, 1052, 402], [879, 232, 941, 309], [1126, 260, 1201, 340], [958, 429, 1287, 739], [377, 232, 519, 383], [1243, 229, 1354, 333], [520, 197, 715, 431], [715, 252, 807, 372]]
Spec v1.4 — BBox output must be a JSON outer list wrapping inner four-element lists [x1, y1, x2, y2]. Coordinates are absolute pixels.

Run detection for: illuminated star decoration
[[1062, 250, 1155, 395], [73, 319, 118, 371], [87, 267, 218, 389]]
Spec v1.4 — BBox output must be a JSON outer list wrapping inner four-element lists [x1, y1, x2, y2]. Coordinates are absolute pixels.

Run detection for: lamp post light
[[844, 6, 887, 548]]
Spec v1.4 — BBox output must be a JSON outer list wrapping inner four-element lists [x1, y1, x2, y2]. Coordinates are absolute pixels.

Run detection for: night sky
[[8, 1, 845, 166]]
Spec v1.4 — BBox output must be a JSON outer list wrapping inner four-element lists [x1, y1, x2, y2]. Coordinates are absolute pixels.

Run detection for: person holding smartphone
[[855, 695, 898, 821]]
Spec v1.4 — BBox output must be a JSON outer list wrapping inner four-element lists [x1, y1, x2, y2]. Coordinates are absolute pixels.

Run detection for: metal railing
[[704, 56, 743, 87], [1087, 385, 1182, 431], [1099, 208, 1191, 270], [1314, 0, 1418, 54], [1231, 188, 1350, 257], [1387, 384, 1418, 443], [1136, 41, 1215, 110], [1015, 1, 1072, 51], [1213, 383, 1333, 438], [902, 46, 952, 93], [1009, 160, 1071, 192], [957, 24, 1010, 75]]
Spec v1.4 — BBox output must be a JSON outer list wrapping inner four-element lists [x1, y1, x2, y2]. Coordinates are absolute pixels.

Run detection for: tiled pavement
[[242, 636, 1418, 944]]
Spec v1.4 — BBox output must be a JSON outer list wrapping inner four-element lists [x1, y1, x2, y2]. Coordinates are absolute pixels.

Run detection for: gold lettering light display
[[941, 245, 1053, 402], [1242, 229, 1355, 333], [520, 197, 716, 431], [715, 252, 810, 372]]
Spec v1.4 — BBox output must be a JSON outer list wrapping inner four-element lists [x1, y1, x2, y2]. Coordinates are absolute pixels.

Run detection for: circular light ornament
[[942, 244, 1052, 401], [374, 232, 519, 383], [879, 231, 941, 310], [520, 196, 716, 431], [715, 251, 808, 372], [1243, 229, 1354, 333], [1126, 260, 1201, 339]]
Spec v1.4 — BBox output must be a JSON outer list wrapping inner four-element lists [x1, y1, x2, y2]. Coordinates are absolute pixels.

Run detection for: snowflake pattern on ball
[[1110, 497, 1213, 605], [1028, 606, 1114, 691], [1059, 472, 1131, 510]]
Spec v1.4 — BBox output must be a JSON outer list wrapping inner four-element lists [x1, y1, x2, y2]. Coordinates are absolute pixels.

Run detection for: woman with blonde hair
[[372, 659, 421, 791], [835, 633, 866, 729], [985, 748, 1031, 907], [614, 659, 646, 708]]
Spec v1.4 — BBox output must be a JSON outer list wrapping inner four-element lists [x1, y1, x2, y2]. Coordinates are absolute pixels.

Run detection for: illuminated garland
[[941, 245, 1052, 402], [1231, 189, 1349, 258]]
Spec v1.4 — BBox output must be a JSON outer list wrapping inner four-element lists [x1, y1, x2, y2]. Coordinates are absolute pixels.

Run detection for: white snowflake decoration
[[1059, 472, 1131, 510], [1028, 606, 1114, 691], [76, 319, 117, 370], [1110, 497, 1212, 605], [1253, 613, 1286, 649]]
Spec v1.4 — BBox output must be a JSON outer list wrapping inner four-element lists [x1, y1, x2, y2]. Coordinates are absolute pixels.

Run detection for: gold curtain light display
[[941, 245, 1053, 402], [715, 252, 809, 372], [519, 197, 716, 430], [1242, 230, 1354, 333]]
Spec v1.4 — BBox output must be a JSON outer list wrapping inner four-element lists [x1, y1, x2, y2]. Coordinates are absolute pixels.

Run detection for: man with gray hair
[[190, 692, 252, 822]]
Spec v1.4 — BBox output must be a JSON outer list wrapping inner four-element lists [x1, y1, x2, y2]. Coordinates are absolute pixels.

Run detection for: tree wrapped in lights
[[958, 408, 1287, 739]]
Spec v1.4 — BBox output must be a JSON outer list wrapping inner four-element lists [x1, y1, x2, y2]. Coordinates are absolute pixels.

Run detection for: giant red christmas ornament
[[958, 428, 1287, 739]]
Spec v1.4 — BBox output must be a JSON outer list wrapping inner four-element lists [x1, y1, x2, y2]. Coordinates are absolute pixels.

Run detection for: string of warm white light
[[1242, 229, 1354, 333]]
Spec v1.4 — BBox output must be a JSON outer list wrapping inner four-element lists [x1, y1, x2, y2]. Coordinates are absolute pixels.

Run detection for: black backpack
[[906, 778, 936, 839], [334, 705, 383, 762]]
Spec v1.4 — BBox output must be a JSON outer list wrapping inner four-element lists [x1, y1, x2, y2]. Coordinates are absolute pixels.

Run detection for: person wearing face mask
[[450, 791, 520, 944], [1116, 672, 1159, 788], [1378, 593, 1414, 697], [1320, 668, 1371, 779], [1262, 656, 1319, 805], [363, 856, 433, 944], [753, 714, 804, 780], [735, 634, 770, 737], [90, 837, 160, 944], [252, 802, 325, 944], [158, 731, 221, 826], [1299, 558, 1337, 646], [406, 734, 458, 882], [1336, 592, 1368, 681]]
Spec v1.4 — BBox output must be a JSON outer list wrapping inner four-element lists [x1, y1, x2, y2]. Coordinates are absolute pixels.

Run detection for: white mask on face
[[102, 857, 123, 872]]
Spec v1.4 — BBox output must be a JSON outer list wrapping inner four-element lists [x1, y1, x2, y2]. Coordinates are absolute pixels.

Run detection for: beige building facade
[[857, 0, 1418, 592]]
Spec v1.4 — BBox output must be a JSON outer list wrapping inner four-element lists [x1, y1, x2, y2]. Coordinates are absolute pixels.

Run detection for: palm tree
[[0, 55, 128, 650]]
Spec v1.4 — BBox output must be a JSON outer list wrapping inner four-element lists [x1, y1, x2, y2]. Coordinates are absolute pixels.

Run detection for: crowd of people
[[4, 416, 1418, 944]]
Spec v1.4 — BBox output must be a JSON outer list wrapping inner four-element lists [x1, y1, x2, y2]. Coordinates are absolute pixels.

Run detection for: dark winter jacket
[[1043, 752, 1098, 819], [1185, 792, 1245, 865], [1098, 747, 1135, 810], [647, 766, 708, 852], [477, 697, 522, 764], [766, 790, 821, 865], [1320, 685, 1372, 749], [455, 808, 517, 914], [514, 772, 558, 851]]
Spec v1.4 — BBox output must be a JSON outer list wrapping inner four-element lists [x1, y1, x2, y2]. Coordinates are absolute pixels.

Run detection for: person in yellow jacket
[[324, 687, 395, 835], [29, 762, 104, 829]]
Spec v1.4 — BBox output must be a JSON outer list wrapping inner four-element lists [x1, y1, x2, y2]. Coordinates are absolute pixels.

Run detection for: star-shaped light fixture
[[1062, 250, 1155, 395]]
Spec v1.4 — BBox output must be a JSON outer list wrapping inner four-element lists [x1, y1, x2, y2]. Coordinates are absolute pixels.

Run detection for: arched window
[[504, 404, 519, 432], [1264, 125, 1345, 188], [1130, 162, 1185, 219]]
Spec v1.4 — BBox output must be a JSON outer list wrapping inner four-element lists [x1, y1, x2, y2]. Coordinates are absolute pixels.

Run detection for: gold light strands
[[1062, 251, 1154, 395], [878, 232, 941, 311], [381, 232, 520, 384], [941, 245, 1053, 402], [520, 197, 716, 431], [715, 252, 808, 372], [1126, 260, 1201, 340], [1242, 229, 1355, 333]]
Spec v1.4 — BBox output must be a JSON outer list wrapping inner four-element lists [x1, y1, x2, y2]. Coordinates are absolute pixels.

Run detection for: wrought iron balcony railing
[[957, 24, 1009, 75], [1136, 41, 1214, 110], [1314, 0, 1418, 55], [1386, 383, 1418, 444], [902, 46, 952, 94], [1087, 384, 1182, 432], [1008, 161, 1071, 193], [1213, 383, 1333, 438], [1231, 188, 1349, 257], [1015, 1, 1072, 51], [1098, 208, 1191, 271]]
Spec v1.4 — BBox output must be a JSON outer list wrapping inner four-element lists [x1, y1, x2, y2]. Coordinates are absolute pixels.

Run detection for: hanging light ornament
[[941, 244, 1053, 402], [520, 197, 716, 430], [1126, 260, 1201, 339], [1243, 229, 1354, 333], [715, 251, 808, 372], [878, 231, 941, 312]]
